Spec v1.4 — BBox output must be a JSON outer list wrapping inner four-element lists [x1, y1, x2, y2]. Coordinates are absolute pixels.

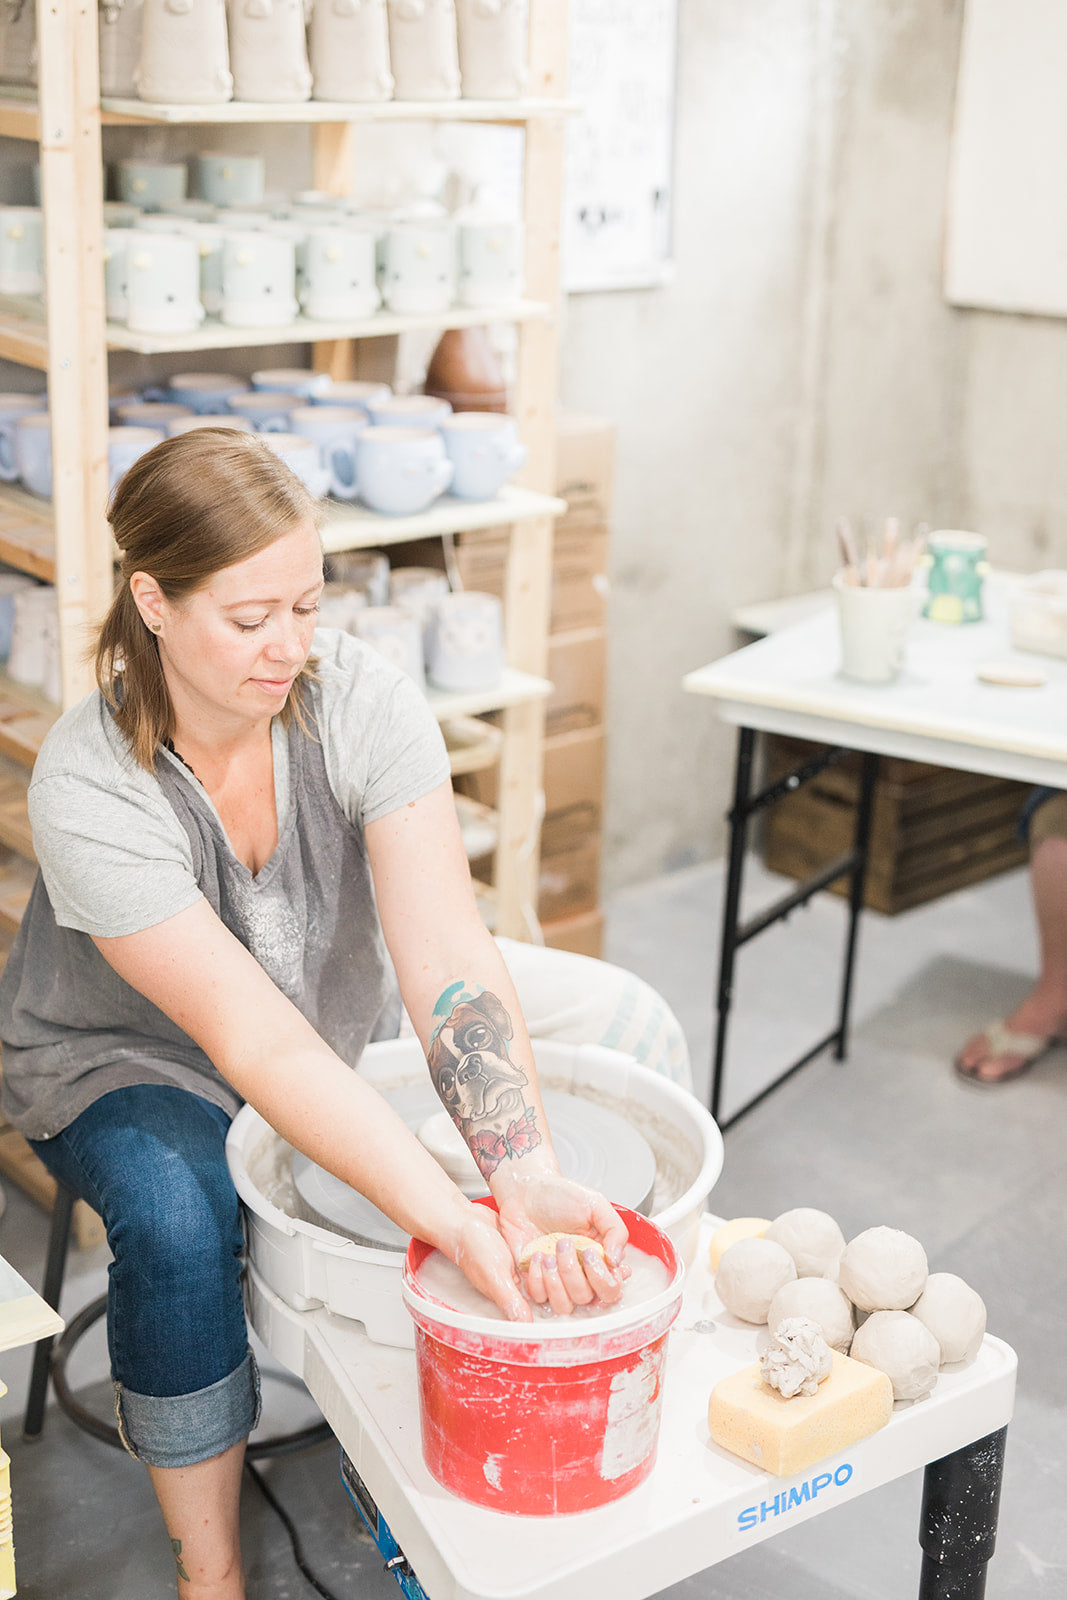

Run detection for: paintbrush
[[836, 517, 862, 585]]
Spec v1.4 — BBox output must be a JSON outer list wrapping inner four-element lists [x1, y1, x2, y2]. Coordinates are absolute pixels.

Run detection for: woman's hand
[[493, 1173, 630, 1316], [448, 1198, 533, 1323]]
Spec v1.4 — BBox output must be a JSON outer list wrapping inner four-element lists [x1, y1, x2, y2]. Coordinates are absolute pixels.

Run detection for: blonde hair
[[96, 428, 324, 770]]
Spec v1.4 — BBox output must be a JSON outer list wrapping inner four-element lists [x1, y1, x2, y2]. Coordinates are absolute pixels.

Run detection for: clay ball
[[910, 1273, 987, 1365], [715, 1236, 797, 1324], [766, 1276, 855, 1354], [850, 1310, 941, 1401], [765, 1207, 846, 1278], [838, 1226, 928, 1312]]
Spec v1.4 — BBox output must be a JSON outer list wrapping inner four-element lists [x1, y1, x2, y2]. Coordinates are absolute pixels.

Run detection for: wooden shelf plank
[[99, 96, 574, 126], [322, 486, 566, 554], [105, 299, 552, 356], [0, 486, 56, 581], [0, 308, 50, 370], [0, 95, 40, 140], [427, 666, 550, 721]]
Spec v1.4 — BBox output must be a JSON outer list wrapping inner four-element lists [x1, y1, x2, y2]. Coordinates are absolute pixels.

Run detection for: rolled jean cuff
[[114, 1348, 261, 1469]]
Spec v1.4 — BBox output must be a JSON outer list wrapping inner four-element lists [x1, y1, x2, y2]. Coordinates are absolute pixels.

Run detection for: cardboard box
[[540, 907, 604, 960], [545, 628, 606, 736], [452, 524, 608, 635], [457, 726, 606, 857], [555, 414, 615, 524], [537, 836, 601, 922]]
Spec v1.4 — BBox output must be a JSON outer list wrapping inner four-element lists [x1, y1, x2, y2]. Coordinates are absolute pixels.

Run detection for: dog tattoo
[[428, 986, 543, 1178]]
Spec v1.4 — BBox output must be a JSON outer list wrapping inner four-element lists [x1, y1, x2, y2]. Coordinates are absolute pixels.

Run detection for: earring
[[149, 622, 161, 635]]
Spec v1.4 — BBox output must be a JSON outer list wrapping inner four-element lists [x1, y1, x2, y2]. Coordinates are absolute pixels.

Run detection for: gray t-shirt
[[29, 628, 448, 938], [0, 629, 450, 1138]]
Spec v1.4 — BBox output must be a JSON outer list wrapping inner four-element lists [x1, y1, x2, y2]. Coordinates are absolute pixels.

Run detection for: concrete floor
[[1, 856, 1063, 1599]]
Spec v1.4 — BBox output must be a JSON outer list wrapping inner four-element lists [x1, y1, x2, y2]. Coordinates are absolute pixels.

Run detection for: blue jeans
[[30, 1083, 260, 1468]]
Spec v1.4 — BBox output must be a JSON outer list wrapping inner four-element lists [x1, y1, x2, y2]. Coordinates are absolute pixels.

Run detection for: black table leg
[[710, 726, 756, 1126], [834, 749, 879, 1060], [918, 1428, 1007, 1599]]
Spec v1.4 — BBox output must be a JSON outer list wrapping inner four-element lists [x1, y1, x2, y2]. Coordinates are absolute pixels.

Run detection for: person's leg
[[31, 1084, 257, 1597], [957, 801, 1067, 1082]]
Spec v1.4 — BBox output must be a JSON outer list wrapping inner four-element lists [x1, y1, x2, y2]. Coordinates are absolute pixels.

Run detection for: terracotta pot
[[423, 327, 508, 413]]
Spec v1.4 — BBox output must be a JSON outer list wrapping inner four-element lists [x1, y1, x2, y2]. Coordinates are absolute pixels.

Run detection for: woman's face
[[155, 520, 325, 727]]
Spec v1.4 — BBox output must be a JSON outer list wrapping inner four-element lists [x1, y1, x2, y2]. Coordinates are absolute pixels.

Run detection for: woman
[[0, 429, 629, 1599]]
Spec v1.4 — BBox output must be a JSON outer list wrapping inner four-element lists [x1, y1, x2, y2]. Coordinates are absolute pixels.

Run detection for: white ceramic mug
[[356, 427, 452, 515], [439, 411, 525, 499], [425, 588, 503, 692], [379, 219, 455, 315], [386, 0, 460, 99], [259, 431, 330, 497], [115, 159, 188, 210], [166, 372, 250, 413], [0, 392, 47, 482], [235, 391, 303, 432], [353, 605, 425, 685], [288, 404, 367, 500], [15, 413, 52, 498], [300, 225, 379, 320], [454, 0, 525, 97], [456, 217, 523, 308], [135, 0, 233, 103], [252, 367, 331, 400], [367, 393, 452, 430], [103, 227, 133, 320], [0, 206, 43, 295], [228, 0, 312, 101], [313, 378, 392, 413], [125, 232, 205, 333], [309, 0, 393, 102], [834, 572, 918, 685], [196, 153, 265, 207], [108, 424, 164, 494], [99, 0, 146, 98], [116, 400, 195, 430], [220, 230, 297, 327]]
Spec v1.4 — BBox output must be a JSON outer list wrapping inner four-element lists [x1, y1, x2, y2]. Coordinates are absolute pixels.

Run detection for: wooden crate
[[761, 735, 1032, 915]]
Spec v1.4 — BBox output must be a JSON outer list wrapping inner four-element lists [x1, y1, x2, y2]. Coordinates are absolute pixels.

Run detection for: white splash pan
[[226, 1038, 723, 1349]]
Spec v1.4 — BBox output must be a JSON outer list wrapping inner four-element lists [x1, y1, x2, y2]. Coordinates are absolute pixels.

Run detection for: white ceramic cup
[[439, 411, 526, 499], [456, 218, 524, 308], [300, 226, 380, 321], [115, 159, 188, 210], [353, 605, 425, 686], [258, 431, 329, 498], [166, 372, 250, 414], [108, 424, 164, 494], [125, 231, 205, 334], [379, 220, 455, 315], [220, 230, 297, 328], [251, 367, 331, 400], [15, 413, 52, 497], [834, 572, 918, 685], [0, 206, 43, 295], [196, 153, 266, 207], [115, 400, 194, 430], [313, 379, 392, 414], [355, 426, 453, 515], [425, 589, 504, 692], [234, 391, 303, 432], [0, 392, 47, 482], [288, 405, 368, 501], [367, 393, 452, 430]]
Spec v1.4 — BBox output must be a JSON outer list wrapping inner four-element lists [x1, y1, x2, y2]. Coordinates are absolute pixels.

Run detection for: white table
[[247, 1214, 1017, 1600], [683, 578, 1067, 1122]]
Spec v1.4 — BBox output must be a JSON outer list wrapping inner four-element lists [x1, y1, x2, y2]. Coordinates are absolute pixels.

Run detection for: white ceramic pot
[[439, 411, 525, 499], [356, 425, 452, 515], [0, 0, 38, 87], [0, 206, 43, 295], [367, 393, 451, 430], [454, 0, 525, 98], [115, 159, 188, 209], [353, 605, 424, 684], [379, 219, 454, 314], [288, 405, 368, 500], [136, 214, 224, 313], [456, 217, 523, 307], [309, 0, 393, 101], [99, 0, 143, 96], [228, 0, 312, 102], [125, 232, 205, 333], [219, 229, 297, 327], [300, 225, 380, 320], [425, 588, 503, 691], [386, 0, 460, 99], [0, 393, 46, 483], [196, 153, 265, 206], [136, 0, 233, 103]]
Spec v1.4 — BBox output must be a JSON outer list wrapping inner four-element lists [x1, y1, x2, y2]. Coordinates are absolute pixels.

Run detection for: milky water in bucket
[[415, 1241, 672, 1323]]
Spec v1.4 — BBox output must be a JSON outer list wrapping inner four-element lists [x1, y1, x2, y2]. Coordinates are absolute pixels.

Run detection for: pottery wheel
[[291, 1088, 658, 1252]]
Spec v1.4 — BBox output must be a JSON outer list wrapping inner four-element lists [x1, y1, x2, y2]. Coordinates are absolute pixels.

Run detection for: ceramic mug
[[125, 232, 205, 334], [367, 394, 452, 430], [309, 0, 392, 102], [0, 573, 36, 659], [386, 0, 461, 99], [115, 159, 188, 210], [258, 431, 329, 497], [135, 0, 233, 103], [251, 367, 331, 400], [116, 400, 195, 430], [379, 220, 455, 315], [313, 379, 392, 414], [454, 0, 525, 98], [834, 572, 918, 685], [228, 0, 312, 102], [235, 391, 303, 432], [108, 424, 164, 494], [166, 372, 250, 414], [167, 413, 254, 435], [353, 605, 425, 685], [356, 426, 453, 515], [439, 411, 525, 499], [425, 588, 504, 692], [196, 153, 266, 207], [102, 201, 142, 228], [15, 413, 52, 498], [220, 230, 297, 327], [0, 392, 47, 482], [103, 227, 133, 320], [288, 405, 367, 501], [456, 218, 523, 308], [0, 206, 43, 295], [300, 226, 379, 321]]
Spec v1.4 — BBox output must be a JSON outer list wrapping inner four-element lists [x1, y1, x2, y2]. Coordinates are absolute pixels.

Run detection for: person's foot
[[955, 1010, 1066, 1084]]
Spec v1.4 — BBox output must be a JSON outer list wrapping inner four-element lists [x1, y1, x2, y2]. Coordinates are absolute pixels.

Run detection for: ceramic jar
[[300, 225, 379, 320], [116, 159, 188, 209], [439, 411, 525, 499], [136, 0, 232, 103], [233, 390, 303, 431], [355, 426, 452, 515], [0, 207, 43, 295], [228, 0, 312, 102], [386, 0, 460, 99], [166, 372, 251, 413], [425, 589, 503, 691], [15, 413, 52, 497], [456, 217, 523, 307], [196, 153, 265, 206], [379, 218, 454, 314], [367, 393, 451, 430], [0, 393, 46, 482], [99, 0, 143, 97], [220, 230, 297, 327], [0, 0, 38, 87], [259, 431, 329, 497], [454, 0, 525, 98], [309, 0, 393, 102], [288, 405, 367, 500], [125, 232, 205, 334], [107, 424, 164, 493]]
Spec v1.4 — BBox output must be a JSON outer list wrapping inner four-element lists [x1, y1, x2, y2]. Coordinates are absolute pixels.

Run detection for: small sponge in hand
[[517, 1233, 606, 1270]]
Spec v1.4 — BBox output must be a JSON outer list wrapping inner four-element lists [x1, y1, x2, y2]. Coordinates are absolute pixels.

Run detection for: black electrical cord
[[244, 1457, 345, 1600]]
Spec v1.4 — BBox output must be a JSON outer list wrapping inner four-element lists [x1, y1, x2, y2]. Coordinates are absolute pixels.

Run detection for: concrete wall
[[564, 0, 1067, 891]]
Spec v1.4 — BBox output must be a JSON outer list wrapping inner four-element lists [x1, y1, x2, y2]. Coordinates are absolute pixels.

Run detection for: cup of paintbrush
[[833, 516, 923, 682]]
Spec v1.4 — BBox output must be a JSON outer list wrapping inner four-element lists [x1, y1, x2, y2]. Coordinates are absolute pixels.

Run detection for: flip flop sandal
[[954, 1019, 1054, 1086]]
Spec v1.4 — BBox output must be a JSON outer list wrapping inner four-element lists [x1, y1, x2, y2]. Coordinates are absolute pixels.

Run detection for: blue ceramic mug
[[439, 412, 527, 500]]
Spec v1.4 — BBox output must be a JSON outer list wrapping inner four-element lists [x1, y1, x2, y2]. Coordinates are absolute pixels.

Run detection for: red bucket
[[401, 1205, 684, 1516]]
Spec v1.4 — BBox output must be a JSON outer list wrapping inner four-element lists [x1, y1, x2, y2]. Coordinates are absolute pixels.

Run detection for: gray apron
[[0, 715, 398, 1140]]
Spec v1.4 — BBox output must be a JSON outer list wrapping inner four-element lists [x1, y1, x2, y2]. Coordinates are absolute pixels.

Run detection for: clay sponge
[[850, 1310, 941, 1401], [910, 1273, 987, 1364], [517, 1233, 606, 1271], [765, 1207, 846, 1279], [715, 1236, 797, 1323], [838, 1226, 928, 1312]]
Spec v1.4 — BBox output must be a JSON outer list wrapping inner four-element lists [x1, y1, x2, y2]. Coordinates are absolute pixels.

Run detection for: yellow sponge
[[708, 1217, 771, 1271], [707, 1351, 893, 1476], [517, 1233, 606, 1270]]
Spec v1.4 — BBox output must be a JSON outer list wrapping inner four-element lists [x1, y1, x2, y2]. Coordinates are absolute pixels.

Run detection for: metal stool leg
[[918, 1427, 1007, 1599], [23, 1181, 75, 1441]]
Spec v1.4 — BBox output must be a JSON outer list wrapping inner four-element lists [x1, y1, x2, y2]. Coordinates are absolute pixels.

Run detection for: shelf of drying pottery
[[0, 486, 57, 582], [321, 485, 566, 555], [97, 96, 573, 127], [440, 713, 502, 776], [426, 665, 549, 722]]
